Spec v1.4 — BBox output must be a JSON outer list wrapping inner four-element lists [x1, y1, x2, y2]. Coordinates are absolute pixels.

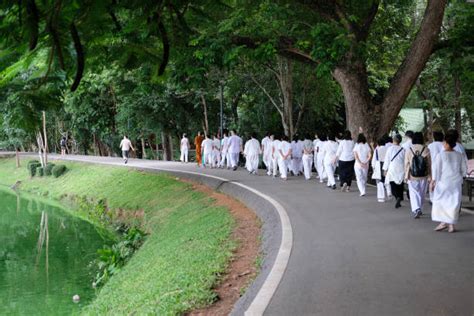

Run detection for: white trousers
[[408, 179, 428, 213], [316, 155, 326, 182], [212, 151, 220, 167], [385, 178, 392, 197], [219, 151, 228, 168], [272, 157, 280, 177], [229, 152, 240, 168], [246, 154, 259, 173], [203, 152, 213, 167], [263, 154, 272, 175], [278, 158, 289, 179], [302, 154, 313, 180], [291, 157, 303, 175], [324, 162, 336, 186], [180, 149, 188, 162], [354, 166, 368, 196], [376, 180, 386, 201]]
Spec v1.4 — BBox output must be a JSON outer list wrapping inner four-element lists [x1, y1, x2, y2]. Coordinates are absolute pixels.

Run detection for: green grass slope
[[0, 158, 234, 315]]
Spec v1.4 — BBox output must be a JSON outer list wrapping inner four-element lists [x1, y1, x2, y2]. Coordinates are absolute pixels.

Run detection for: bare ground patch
[[181, 179, 261, 316]]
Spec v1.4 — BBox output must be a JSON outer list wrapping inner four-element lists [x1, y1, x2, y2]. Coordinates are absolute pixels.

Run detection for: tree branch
[[70, 22, 84, 92]]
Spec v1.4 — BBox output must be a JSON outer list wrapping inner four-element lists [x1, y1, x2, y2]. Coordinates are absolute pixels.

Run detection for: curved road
[[47, 155, 473, 315]]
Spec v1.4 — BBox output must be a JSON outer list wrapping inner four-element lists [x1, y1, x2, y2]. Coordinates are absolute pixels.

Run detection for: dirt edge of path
[[181, 178, 261, 316]]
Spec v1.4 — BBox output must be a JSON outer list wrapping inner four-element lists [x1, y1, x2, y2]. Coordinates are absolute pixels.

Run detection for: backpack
[[410, 147, 427, 177], [60, 138, 66, 147]]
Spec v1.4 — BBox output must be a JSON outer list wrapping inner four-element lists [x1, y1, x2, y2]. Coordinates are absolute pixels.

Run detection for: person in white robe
[[427, 131, 444, 201], [228, 130, 243, 170], [430, 131, 467, 233], [302, 134, 314, 180], [383, 134, 405, 208], [180, 133, 190, 163], [262, 133, 274, 176], [201, 135, 214, 168], [278, 136, 292, 180], [290, 138, 303, 176], [404, 132, 431, 219], [212, 135, 221, 168], [244, 133, 261, 174], [446, 129, 469, 177], [383, 135, 393, 198], [353, 133, 371, 196], [219, 130, 230, 169], [314, 133, 327, 183], [372, 138, 388, 202], [323, 133, 339, 189], [272, 136, 282, 178]]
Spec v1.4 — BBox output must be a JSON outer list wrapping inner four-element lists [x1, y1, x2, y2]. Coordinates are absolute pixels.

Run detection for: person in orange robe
[[194, 131, 204, 166]]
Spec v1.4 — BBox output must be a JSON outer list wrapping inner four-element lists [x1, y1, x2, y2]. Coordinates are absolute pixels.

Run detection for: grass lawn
[[0, 158, 235, 315]]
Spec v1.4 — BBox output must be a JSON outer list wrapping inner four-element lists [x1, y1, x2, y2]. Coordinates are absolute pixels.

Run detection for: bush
[[28, 161, 41, 177], [36, 166, 44, 177], [44, 163, 55, 176], [52, 164, 67, 178]]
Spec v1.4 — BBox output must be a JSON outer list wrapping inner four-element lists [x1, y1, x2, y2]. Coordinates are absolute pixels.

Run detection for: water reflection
[[0, 188, 112, 315]]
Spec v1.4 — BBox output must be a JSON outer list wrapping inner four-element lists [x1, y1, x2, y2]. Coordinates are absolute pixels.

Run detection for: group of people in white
[[180, 128, 468, 233]]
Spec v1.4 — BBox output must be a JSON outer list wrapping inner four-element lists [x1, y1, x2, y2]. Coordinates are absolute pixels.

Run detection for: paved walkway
[[24, 154, 474, 315]]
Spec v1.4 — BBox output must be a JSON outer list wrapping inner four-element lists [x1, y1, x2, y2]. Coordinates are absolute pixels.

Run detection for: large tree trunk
[[161, 131, 172, 161], [201, 95, 209, 137], [278, 56, 295, 139], [333, 59, 379, 140], [141, 137, 147, 159], [42, 111, 48, 165], [15, 148, 20, 168]]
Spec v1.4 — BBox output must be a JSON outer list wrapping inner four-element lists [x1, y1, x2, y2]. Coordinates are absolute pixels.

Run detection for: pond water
[[0, 188, 112, 315]]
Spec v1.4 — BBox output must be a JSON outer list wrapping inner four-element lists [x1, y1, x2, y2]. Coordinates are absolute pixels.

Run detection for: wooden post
[[42, 111, 48, 165]]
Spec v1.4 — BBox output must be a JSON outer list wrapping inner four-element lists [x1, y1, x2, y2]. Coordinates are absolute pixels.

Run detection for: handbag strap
[[391, 147, 404, 162]]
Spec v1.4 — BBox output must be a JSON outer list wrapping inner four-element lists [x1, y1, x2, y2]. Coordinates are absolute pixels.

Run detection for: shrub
[[44, 163, 55, 176], [52, 164, 67, 178], [28, 162, 41, 177], [36, 166, 44, 177]]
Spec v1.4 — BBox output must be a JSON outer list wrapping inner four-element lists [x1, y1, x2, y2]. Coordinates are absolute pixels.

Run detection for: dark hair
[[282, 135, 289, 141], [327, 133, 336, 141], [377, 137, 386, 146], [319, 132, 327, 141], [251, 132, 258, 138], [266, 132, 271, 137], [304, 133, 311, 140], [412, 132, 424, 145], [447, 129, 459, 142], [393, 134, 402, 144], [124, 135, 128, 138], [444, 130, 457, 149], [356, 133, 366, 144], [343, 130, 352, 140], [383, 134, 392, 144], [432, 131, 444, 142], [405, 130, 414, 138]]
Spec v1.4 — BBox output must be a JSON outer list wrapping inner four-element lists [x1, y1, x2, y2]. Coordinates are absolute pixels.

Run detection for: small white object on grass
[[72, 294, 80, 303]]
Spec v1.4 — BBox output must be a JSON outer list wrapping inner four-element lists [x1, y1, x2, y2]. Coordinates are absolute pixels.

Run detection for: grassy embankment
[[0, 158, 235, 315]]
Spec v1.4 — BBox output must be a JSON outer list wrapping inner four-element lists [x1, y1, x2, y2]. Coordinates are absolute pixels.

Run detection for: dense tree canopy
[[0, 0, 472, 156]]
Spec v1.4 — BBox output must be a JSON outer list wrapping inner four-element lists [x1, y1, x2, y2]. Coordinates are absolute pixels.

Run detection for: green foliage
[[27, 161, 41, 177], [51, 164, 66, 178], [44, 163, 55, 176], [36, 166, 44, 177], [92, 227, 147, 288]]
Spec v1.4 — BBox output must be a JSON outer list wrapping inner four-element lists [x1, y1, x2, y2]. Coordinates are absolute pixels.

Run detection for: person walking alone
[[404, 132, 431, 219], [180, 133, 189, 163], [119, 135, 135, 164], [353, 133, 371, 196]]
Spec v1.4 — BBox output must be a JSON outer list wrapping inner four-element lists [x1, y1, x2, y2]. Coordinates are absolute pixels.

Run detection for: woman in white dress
[[323, 133, 339, 190], [430, 131, 467, 233], [353, 133, 371, 196]]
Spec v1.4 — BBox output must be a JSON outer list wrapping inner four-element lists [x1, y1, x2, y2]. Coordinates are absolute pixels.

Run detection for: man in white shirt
[[272, 136, 282, 178], [278, 136, 292, 180], [302, 134, 314, 180], [244, 133, 261, 174], [201, 135, 214, 168], [180, 133, 190, 163], [261, 132, 274, 176], [219, 130, 230, 169], [314, 133, 327, 183], [212, 134, 221, 168], [290, 137, 303, 176], [228, 130, 243, 171], [119, 135, 135, 164]]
